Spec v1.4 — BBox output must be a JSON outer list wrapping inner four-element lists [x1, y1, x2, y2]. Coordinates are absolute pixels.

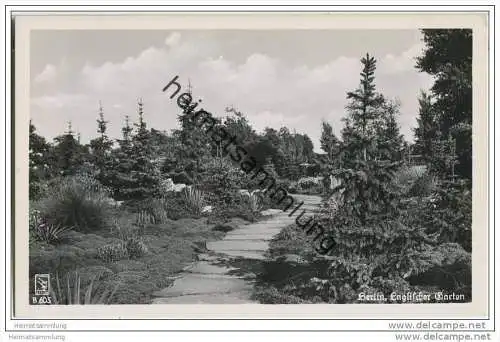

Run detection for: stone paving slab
[[226, 227, 287, 236], [153, 273, 252, 298], [222, 250, 268, 260], [183, 261, 237, 274], [221, 235, 273, 241], [152, 292, 254, 304], [207, 240, 269, 252]]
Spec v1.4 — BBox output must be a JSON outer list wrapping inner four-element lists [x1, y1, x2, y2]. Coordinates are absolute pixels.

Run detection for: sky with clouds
[[30, 29, 434, 152]]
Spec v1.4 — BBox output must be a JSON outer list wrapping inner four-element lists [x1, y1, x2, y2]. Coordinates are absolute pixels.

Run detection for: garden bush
[[210, 199, 261, 224], [245, 160, 280, 191], [252, 286, 313, 304], [411, 179, 472, 253], [108, 260, 147, 273], [393, 165, 428, 193], [407, 243, 471, 300], [158, 192, 194, 220], [30, 180, 50, 201], [407, 172, 437, 197], [37, 175, 112, 233], [291, 176, 324, 195], [29, 243, 96, 279], [266, 224, 314, 259], [122, 195, 193, 222], [71, 233, 121, 254], [124, 237, 148, 259], [239, 191, 264, 214], [96, 236, 148, 262], [297, 177, 322, 189], [199, 157, 245, 207]]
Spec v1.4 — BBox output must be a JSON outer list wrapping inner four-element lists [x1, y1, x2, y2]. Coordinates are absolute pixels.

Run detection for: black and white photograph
[[26, 26, 474, 306]]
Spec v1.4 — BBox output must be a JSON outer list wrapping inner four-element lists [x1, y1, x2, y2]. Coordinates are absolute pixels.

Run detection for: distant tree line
[[29, 99, 318, 201]]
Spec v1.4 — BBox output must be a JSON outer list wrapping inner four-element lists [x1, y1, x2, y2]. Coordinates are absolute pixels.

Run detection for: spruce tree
[[416, 29, 472, 181], [415, 29, 472, 255], [174, 85, 212, 184], [52, 121, 86, 176], [103, 116, 133, 199], [106, 104, 160, 201], [89, 102, 113, 179], [175, 114, 213, 184], [376, 99, 405, 162], [328, 53, 402, 225], [344, 53, 385, 162], [413, 91, 437, 165], [317, 55, 438, 303], [128, 99, 161, 199], [320, 121, 340, 163], [111, 101, 160, 200]]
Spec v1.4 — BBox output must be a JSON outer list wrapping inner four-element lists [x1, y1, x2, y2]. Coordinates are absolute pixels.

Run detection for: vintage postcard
[[12, 11, 490, 320]]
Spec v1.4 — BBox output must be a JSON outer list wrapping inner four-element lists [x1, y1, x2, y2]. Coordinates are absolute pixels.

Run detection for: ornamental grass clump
[[182, 186, 205, 216], [29, 208, 72, 244], [37, 175, 112, 233], [50, 270, 118, 305]]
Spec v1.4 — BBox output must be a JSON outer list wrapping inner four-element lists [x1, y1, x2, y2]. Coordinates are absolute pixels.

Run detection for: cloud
[[378, 42, 425, 74], [31, 93, 88, 109], [250, 111, 306, 134], [30, 32, 433, 152], [165, 32, 181, 47], [34, 64, 57, 84]]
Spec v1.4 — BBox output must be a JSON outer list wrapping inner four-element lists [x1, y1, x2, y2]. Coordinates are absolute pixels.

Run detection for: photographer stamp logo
[[34, 274, 50, 296]]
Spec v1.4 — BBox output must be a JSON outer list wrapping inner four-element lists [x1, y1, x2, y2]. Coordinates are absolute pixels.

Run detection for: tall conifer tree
[[52, 121, 86, 176], [416, 29, 472, 181], [89, 102, 113, 178], [413, 91, 437, 165], [376, 99, 405, 162], [344, 53, 385, 162]]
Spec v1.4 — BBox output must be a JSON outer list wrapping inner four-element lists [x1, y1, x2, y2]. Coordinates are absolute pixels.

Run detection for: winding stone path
[[152, 194, 322, 304]]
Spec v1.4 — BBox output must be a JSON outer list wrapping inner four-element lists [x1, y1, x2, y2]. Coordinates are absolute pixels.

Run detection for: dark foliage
[[416, 29, 472, 181]]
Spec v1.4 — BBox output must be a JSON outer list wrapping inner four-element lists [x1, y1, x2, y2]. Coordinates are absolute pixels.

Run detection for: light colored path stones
[[152, 194, 322, 304], [153, 293, 255, 304], [183, 261, 237, 274], [153, 273, 252, 298], [206, 240, 269, 251], [215, 250, 267, 260]]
